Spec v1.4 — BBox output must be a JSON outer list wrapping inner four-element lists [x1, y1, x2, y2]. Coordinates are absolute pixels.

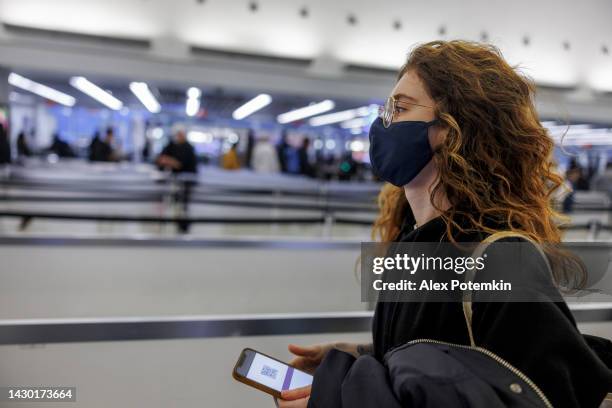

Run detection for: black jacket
[[159, 141, 197, 173], [310, 213, 612, 407], [309, 340, 556, 408]]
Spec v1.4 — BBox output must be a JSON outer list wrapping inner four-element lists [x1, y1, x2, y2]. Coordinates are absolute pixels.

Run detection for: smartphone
[[232, 348, 313, 398]]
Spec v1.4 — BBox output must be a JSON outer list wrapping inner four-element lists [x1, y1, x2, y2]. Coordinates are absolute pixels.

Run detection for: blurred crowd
[[0, 123, 369, 181]]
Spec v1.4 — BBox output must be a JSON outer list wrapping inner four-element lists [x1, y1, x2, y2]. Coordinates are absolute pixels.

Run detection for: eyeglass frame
[[377, 95, 436, 128]]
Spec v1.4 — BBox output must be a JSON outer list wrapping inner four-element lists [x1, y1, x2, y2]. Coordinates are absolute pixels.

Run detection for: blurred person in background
[[276, 129, 290, 173], [567, 158, 590, 190], [297, 137, 315, 178], [141, 120, 152, 162], [222, 142, 240, 170], [156, 123, 197, 234], [584, 148, 602, 187], [156, 123, 197, 174], [90, 127, 119, 162], [561, 159, 593, 213], [47, 133, 75, 158], [16, 131, 32, 158], [562, 166, 581, 213], [338, 151, 357, 181], [244, 129, 255, 169], [141, 141, 151, 162], [88, 131, 101, 161], [0, 124, 10, 164], [252, 133, 280, 173]]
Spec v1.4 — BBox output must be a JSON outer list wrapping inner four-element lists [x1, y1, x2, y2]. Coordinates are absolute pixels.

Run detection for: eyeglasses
[[377, 95, 435, 128]]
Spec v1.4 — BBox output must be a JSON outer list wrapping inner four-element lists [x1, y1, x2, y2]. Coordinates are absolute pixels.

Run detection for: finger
[[278, 396, 309, 408], [280, 385, 311, 401], [288, 343, 319, 357], [287, 358, 304, 369], [287, 356, 314, 367], [287, 359, 317, 375]]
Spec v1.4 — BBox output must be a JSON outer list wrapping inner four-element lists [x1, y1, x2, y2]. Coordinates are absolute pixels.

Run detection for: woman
[[278, 40, 612, 407], [222, 142, 241, 170]]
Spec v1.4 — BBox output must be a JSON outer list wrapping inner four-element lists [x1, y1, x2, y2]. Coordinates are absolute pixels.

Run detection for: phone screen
[[238, 349, 313, 392]]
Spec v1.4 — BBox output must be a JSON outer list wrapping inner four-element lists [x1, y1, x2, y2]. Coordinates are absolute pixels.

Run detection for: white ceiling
[[0, 0, 611, 89], [0, 0, 611, 123]]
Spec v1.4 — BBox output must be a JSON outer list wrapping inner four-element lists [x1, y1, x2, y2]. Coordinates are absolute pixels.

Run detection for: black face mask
[[368, 117, 438, 187]]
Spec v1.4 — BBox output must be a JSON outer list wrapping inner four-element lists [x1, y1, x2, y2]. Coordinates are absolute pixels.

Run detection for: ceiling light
[[129, 82, 161, 113], [340, 117, 372, 129], [186, 87, 201, 117], [70, 76, 123, 110], [277, 100, 335, 124], [187, 131, 213, 144], [233, 94, 272, 120], [8, 73, 76, 106], [310, 105, 376, 126]]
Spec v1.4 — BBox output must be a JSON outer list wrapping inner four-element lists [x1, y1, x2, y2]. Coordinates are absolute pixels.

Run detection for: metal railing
[[0, 306, 610, 345]]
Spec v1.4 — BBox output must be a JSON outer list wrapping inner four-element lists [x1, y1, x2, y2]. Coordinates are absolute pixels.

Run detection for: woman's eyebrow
[[393, 93, 419, 103]]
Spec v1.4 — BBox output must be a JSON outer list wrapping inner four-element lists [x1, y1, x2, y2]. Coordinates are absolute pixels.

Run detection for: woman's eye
[[395, 107, 406, 114]]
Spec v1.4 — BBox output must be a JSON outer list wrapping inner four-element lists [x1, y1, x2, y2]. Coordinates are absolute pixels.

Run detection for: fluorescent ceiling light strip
[[8, 73, 76, 106], [129, 82, 160, 113], [277, 100, 335, 124], [548, 130, 597, 137], [187, 131, 213, 144], [310, 109, 357, 126], [340, 117, 371, 129], [550, 129, 611, 139], [309, 105, 374, 127], [551, 131, 612, 145], [70, 76, 123, 110], [233, 94, 272, 120], [186, 98, 200, 117], [187, 87, 201, 99], [545, 124, 592, 133], [186, 87, 201, 117]]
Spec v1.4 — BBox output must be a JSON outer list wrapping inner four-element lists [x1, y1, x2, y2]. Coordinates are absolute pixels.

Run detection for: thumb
[[280, 385, 311, 401]]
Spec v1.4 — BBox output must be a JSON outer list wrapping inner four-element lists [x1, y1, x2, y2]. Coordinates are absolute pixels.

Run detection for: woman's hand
[[274, 343, 330, 407], [287, 342, 372, 375], [276, 342, 372, 407], [286, 343, 334, 375], [276, 385, 311, 408]]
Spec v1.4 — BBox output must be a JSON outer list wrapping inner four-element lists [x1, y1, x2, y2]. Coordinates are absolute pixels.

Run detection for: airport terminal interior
[[1, 0, 612, 407]]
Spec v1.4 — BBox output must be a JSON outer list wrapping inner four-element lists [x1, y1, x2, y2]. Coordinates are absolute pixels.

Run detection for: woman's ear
[[429, 124, 448, 149]]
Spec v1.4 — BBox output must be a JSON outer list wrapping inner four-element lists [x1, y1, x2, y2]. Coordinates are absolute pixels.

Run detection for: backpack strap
[[462, 231, 551, 347]]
